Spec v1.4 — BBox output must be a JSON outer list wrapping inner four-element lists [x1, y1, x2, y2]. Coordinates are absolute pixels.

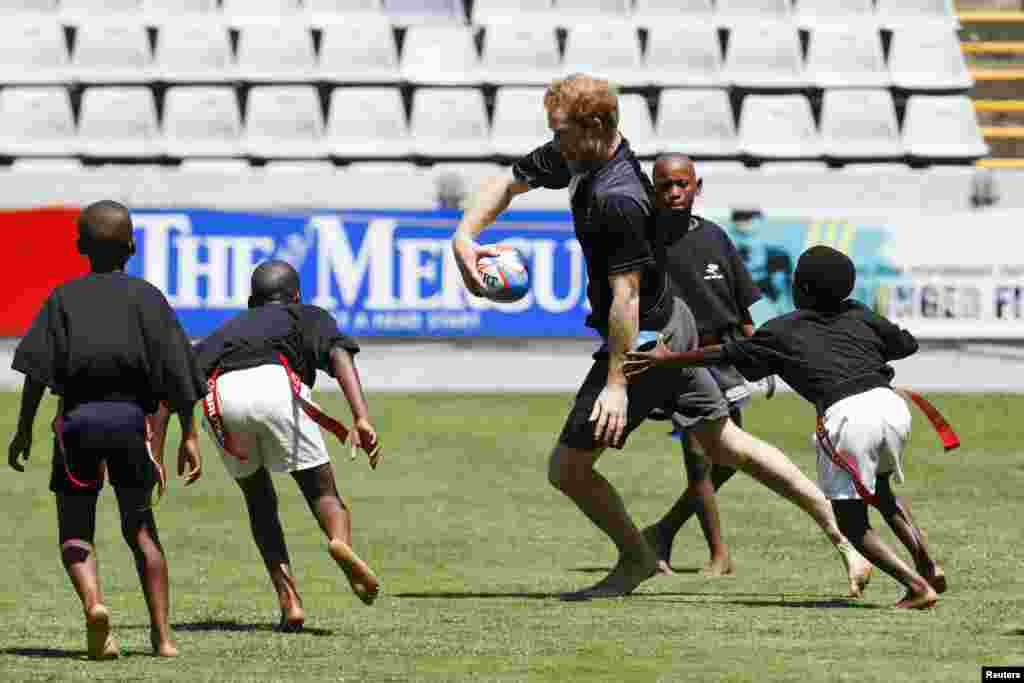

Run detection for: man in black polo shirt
[[643, 154, 762, 576], [451, 74, 871, 600], [8, 200, 206, 659]]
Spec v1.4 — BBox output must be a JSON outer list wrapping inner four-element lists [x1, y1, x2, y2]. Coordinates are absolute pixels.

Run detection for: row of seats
[[2, 0, 959, 29], [0, 20, 971, 90], [0, 85, 988, 160]]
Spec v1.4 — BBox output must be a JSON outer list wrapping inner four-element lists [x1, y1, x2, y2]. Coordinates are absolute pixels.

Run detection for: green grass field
[[1, 391, 1022, 682]]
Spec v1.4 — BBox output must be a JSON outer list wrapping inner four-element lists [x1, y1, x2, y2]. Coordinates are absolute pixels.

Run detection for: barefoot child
[[626, 245, 946, 609], [8, 201, 206, 658]]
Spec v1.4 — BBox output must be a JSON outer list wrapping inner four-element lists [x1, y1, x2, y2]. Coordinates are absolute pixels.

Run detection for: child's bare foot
[[85, 605, 119, 661], [920, 561, 947, 594], [328, 538, 379, 605], [561, 549, 657, 601], [836, 540, 873, 598], [895, 583, 938, 610], [641, 524, 674, 576], [702, 551, 734, 577], [277, 604, 306, 633]]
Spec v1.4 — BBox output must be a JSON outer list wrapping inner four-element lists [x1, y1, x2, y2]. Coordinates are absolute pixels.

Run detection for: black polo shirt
[[13, 271, 206, 413], [194, 303, 360, 389], [661, 211, 761, 338], [513, 138, 671, 335], [722, 300, 919, 411]]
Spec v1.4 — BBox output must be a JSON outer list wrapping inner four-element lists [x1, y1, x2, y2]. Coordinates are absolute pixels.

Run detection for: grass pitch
[[1, 391, 1022, 682]]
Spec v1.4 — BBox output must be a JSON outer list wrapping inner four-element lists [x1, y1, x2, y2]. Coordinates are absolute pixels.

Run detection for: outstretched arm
[[624, 343, 729, 380], [8, 377, 45, 472]]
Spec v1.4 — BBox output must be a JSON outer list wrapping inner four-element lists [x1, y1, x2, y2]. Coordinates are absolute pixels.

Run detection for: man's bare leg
[[691, 418, 873, 597], [57, 493, 119, 660], [292, 463, 379, 606], [548, 443, 657, 599], [236, 468, 305, 629], [115, 486, 177, 656], [876, 475, 945, 593]]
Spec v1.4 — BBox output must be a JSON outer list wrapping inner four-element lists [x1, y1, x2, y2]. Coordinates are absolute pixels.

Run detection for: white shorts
[[203, 364, 331, 480], [812, 387, 912, 501]]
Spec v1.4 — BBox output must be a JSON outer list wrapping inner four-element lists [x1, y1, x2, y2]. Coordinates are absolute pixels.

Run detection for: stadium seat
[[340, 164, 438, 208], [0, 87, 76, 156], [738, 95, 822, 159], [552, 0, 631, 24], [480, 25, 561, 86], [78, 86, 163, 157], [429, 162, 505, 203], [0, 21, 71, 84], [645, 24, 723, 87], [264, 160, 338, 173], [410, 88, 491, 157], [472, 0, 552, 27], [383, 0, 466, 25], [236, 23, 316, 82], [70, 21, 154, 83], [820, 89, 904, 159], [401, 26, 481, 85], [163, 86, 243, 157], [889, 26, 973, 91], [154, 23, 236, 82], [618, 94, 656, 156], [723, 23, 806, 89], [562, 22, 646, 87], [318, 17, 400, 83], [10, 157, 83, 170], [794, 0, 876, 28], [142, 0, 220, 26], [902, 95, 989, 159], [326, 87, 412, 158], [875, 0, 957, 29], [0, 1, 58, 16], [656, 88, 738, 157], [805, 24, 890, 88], [179, 158, 251, 171], [243, 86, 327, 158], [221, 0, 303, 25], [491, 87, 549, 157], [60, 0, 144, 22], [307, 0, 385, 27], [632, 0, 713, 29], [715, 0, 791, 25]]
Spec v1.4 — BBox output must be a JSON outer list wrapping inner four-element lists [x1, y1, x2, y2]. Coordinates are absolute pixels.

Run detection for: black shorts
[[50, 401, 157, 495], [559, 297, 730, 450]]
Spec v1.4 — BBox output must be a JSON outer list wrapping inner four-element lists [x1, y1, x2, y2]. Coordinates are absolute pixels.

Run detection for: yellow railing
[[958, 10, 1024, 24]]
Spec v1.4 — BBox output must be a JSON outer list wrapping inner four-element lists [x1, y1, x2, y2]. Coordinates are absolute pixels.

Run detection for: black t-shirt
[[193, 303, 360, 389], [722, 300, 919, 411], [12, 271, 206, 413], [513, 138, 671, 335], [661, 212, 761, 337]]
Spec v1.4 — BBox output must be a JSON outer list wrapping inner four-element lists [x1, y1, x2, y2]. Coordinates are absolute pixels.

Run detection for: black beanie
[[795, 245, 855, 308]]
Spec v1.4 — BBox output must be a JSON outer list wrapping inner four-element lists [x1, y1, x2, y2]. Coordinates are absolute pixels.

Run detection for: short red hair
[[544, 74, 619, 143]]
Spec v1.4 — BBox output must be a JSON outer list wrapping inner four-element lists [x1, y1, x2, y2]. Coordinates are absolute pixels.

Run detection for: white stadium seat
[[70, 21, 154, 83], [645, 24, 723, 87], [163, 86, 243, 157], [221, 0, 303, 25], [327, 87, 412, 158], [472, 0, 552, 27], [739, 95, 822, 159], [264, 160, 338, 173], [491, 87, 549, 157], [480, 25, 561, 86], [154, 23, 235, 82], [179, 158, 251, 172], [553, 0, 631, 24], [805, 24, 890, 88], [401, 26, 481, 85], [889, 27, 973, 91], [875, 0, 957, 29], [0, 22, 71, 84], [562, 22, 646, 87], [0, 1, 58, 16], [236, 23, 316, 82], [143, 0, 220, 26], [632, 0, 713, 29], [78, 86, 163, 157], [794, 0, 876, 28], [60, 0, 144, 22], [902, 95, 989, 159], [656, 88, 738, 157], [715, 0, 791, 25], [723, 23, 806, 89], [318, 18, 400, 83], [0, 87, 76, 156], [410, 88, 491, 157], [308, 0, 385, 27], [820, 89, 904, 159], [383, 0, 466, 25], [618, 94, 656, 156], [244, 86, 327, 158], [11, 158, 83, 170]]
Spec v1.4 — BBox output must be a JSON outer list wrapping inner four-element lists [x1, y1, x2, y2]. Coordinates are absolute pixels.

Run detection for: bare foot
[[277, 605, 306, 633], [895, 584, 938, 610], [920, 561, 947, 595], [836, 540, 873, 598], [328, 538, 380, 606], [85, 605, 119, 661], [641, 524, 674, 576], [702, 552, 734, 577], [150, 630, 179, 657], [561, 550, 657, 601]]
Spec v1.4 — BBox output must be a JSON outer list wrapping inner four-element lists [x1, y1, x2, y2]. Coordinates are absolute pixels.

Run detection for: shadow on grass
[[1, 647, 87, 659], [572, 566, 701, 575], [646, 597, 882, 609], [173, 620, 334, 636], [395, 591, 561, 600]]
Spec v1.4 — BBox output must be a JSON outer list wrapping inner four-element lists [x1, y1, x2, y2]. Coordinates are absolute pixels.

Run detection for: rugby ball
[[477, 245, 530, 303]]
